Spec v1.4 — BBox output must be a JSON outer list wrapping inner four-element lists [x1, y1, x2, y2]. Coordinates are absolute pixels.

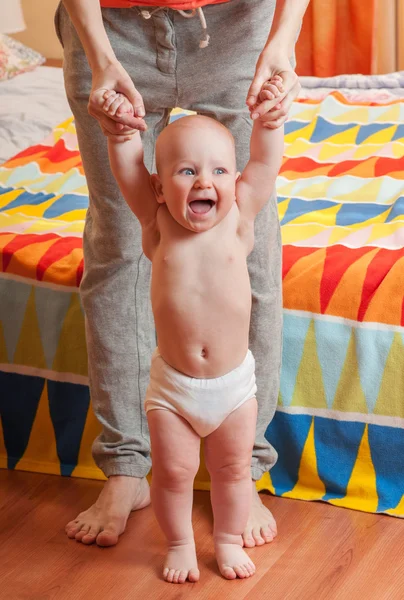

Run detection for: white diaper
[[144, 349, 257, 438]]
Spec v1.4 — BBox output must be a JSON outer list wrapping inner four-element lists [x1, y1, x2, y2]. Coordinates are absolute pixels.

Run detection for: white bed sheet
[[0, 66, 71, 164]]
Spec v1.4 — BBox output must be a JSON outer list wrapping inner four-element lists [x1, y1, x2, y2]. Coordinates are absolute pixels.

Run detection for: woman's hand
[[246, 50, 301, 129], [88, 61, 147, 136]]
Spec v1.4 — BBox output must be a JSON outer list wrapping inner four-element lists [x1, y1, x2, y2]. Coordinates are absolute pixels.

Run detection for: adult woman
[[58, 0, 308, 548]]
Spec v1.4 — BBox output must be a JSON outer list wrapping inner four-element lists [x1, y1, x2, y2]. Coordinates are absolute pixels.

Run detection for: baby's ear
[[150, 174, 165, 203]]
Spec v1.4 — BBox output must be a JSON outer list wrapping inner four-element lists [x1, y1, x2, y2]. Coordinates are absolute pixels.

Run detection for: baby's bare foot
[[65, 475, 150, 546], [163, 541, 200, 584], [215, 540, 255, 580], [242, 482, 277, 547]]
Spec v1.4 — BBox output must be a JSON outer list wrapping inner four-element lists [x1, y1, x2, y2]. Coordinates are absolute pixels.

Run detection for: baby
[[102, 78, 284, 584]]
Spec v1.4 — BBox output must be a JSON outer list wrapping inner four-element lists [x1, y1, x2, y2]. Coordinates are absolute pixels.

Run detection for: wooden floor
[[1, 471, 403, 600]]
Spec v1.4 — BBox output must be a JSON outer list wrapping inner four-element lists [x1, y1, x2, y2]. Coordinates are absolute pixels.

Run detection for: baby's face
[[152, 119, 240, 233]]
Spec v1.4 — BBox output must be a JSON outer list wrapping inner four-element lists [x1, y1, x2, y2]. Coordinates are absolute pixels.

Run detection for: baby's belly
[[152, 293, 251, 378]]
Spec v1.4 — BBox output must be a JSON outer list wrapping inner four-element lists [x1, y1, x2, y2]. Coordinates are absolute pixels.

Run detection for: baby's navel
[[201, 348, 207, 358]]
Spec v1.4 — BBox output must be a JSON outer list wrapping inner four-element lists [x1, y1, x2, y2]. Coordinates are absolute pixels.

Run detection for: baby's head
[[151, 115, 240, 232]]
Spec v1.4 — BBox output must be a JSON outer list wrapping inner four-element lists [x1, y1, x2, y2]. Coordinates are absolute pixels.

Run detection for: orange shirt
[[100, 1, 229, 9]]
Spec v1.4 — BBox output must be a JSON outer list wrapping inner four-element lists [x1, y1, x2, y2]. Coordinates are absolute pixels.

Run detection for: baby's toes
[[178, 570, 188, 584], [221, 565, 237, 580], [234, 565, 247, 579], [165, 568, 176, 583], [241, 564, 251, 578], [248, 560, 256, 573], [188, 568, 200, 583], [172, 569, 181, 584]]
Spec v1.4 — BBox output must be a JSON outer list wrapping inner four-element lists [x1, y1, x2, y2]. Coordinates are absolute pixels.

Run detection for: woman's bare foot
[[65, 475, 150, 546], [215, 539, 256, 580], [242, 482, 277, 547], [163, 541, 200, 584]]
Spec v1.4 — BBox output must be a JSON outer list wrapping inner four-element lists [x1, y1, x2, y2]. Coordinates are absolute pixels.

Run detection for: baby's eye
[[214, 168, 226, 175], [180, 168, 195, 175]]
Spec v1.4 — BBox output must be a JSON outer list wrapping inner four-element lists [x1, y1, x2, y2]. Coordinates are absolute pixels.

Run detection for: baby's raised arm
[[104, 93, 158, 226], [236, 83, 285, 220]]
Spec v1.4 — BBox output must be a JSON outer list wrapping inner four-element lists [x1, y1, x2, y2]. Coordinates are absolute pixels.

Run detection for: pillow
[[0, 34, 45, 82]]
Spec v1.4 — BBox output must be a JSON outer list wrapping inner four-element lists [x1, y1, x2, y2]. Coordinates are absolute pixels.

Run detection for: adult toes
[[242, 531, 256, 547], [96, 527, 120, 547], [261, 525, 274, 542], [65, 520, 82, 537], [81, 525, 100, 545], [75, 525, 91, 541], [252, 527, 265, 545]]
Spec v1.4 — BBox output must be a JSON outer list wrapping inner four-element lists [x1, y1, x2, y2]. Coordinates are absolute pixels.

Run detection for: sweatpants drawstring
[[140, 7, 210, 48]]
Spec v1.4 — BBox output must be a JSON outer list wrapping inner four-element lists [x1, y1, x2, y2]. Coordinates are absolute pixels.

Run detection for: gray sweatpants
[[56, 0, 284, 481]]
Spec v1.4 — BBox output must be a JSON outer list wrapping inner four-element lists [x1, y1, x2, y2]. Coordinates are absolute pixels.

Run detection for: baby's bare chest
[[154, 230, 245, 278]]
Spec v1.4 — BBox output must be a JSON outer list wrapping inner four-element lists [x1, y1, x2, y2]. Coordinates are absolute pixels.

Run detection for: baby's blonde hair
[[155, 115, 235, 173]]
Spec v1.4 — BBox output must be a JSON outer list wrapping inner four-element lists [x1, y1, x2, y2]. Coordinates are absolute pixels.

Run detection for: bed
[[0, 66, 71, 163], [1, 66, 403, 517]]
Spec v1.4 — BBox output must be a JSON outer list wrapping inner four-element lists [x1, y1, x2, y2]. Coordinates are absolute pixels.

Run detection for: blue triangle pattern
[[281, 198, 336, 225], [285, 120, 309, 135], [43, 194, 89, 218], [336, 202, 389, 226], [0, 190, 55, 212], [355, 122, 393, 144], [392, 124, 404, 141], [385, 196, 404, 223], [368, 425, 404, 512], [47, 380, 90, 476], [0, 186, 15, 197], [266, 412, 313, 495], [310, 117, 357, 143], [314, 417, 366, 500], [0, 372, 45, 469]]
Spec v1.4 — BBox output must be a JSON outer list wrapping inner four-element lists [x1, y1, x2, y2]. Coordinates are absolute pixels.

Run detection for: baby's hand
[[250, 76, 285, 120], [258, 75, 284, 105], [102, 90, 134, 119]]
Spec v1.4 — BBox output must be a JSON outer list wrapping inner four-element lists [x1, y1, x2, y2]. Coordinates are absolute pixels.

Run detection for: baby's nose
[[195, 176, 212, 188]]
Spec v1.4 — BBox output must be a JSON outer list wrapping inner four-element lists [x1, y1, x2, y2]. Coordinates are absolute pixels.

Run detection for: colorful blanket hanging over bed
[[0, 90, 403, 517]]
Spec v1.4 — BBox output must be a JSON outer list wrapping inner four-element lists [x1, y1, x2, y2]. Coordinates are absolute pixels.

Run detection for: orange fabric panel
[[100, 0, 228, 9], [296, 0, 376, 76]]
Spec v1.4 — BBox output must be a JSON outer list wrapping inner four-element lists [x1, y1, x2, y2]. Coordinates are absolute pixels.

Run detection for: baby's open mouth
[[189, 200, 215, 215]]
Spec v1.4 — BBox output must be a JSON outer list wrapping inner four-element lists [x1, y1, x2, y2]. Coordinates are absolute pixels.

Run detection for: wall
[[372, 0, 404, 73], [12, 0, 63, 60]]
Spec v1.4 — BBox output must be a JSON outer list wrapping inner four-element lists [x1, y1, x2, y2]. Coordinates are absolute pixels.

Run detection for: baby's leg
[[205, 397, 257, 580], [147, 409, 201, 584]]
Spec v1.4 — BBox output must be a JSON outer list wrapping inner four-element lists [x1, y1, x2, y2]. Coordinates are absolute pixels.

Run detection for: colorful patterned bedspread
[[0, 94, 403, 516]]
